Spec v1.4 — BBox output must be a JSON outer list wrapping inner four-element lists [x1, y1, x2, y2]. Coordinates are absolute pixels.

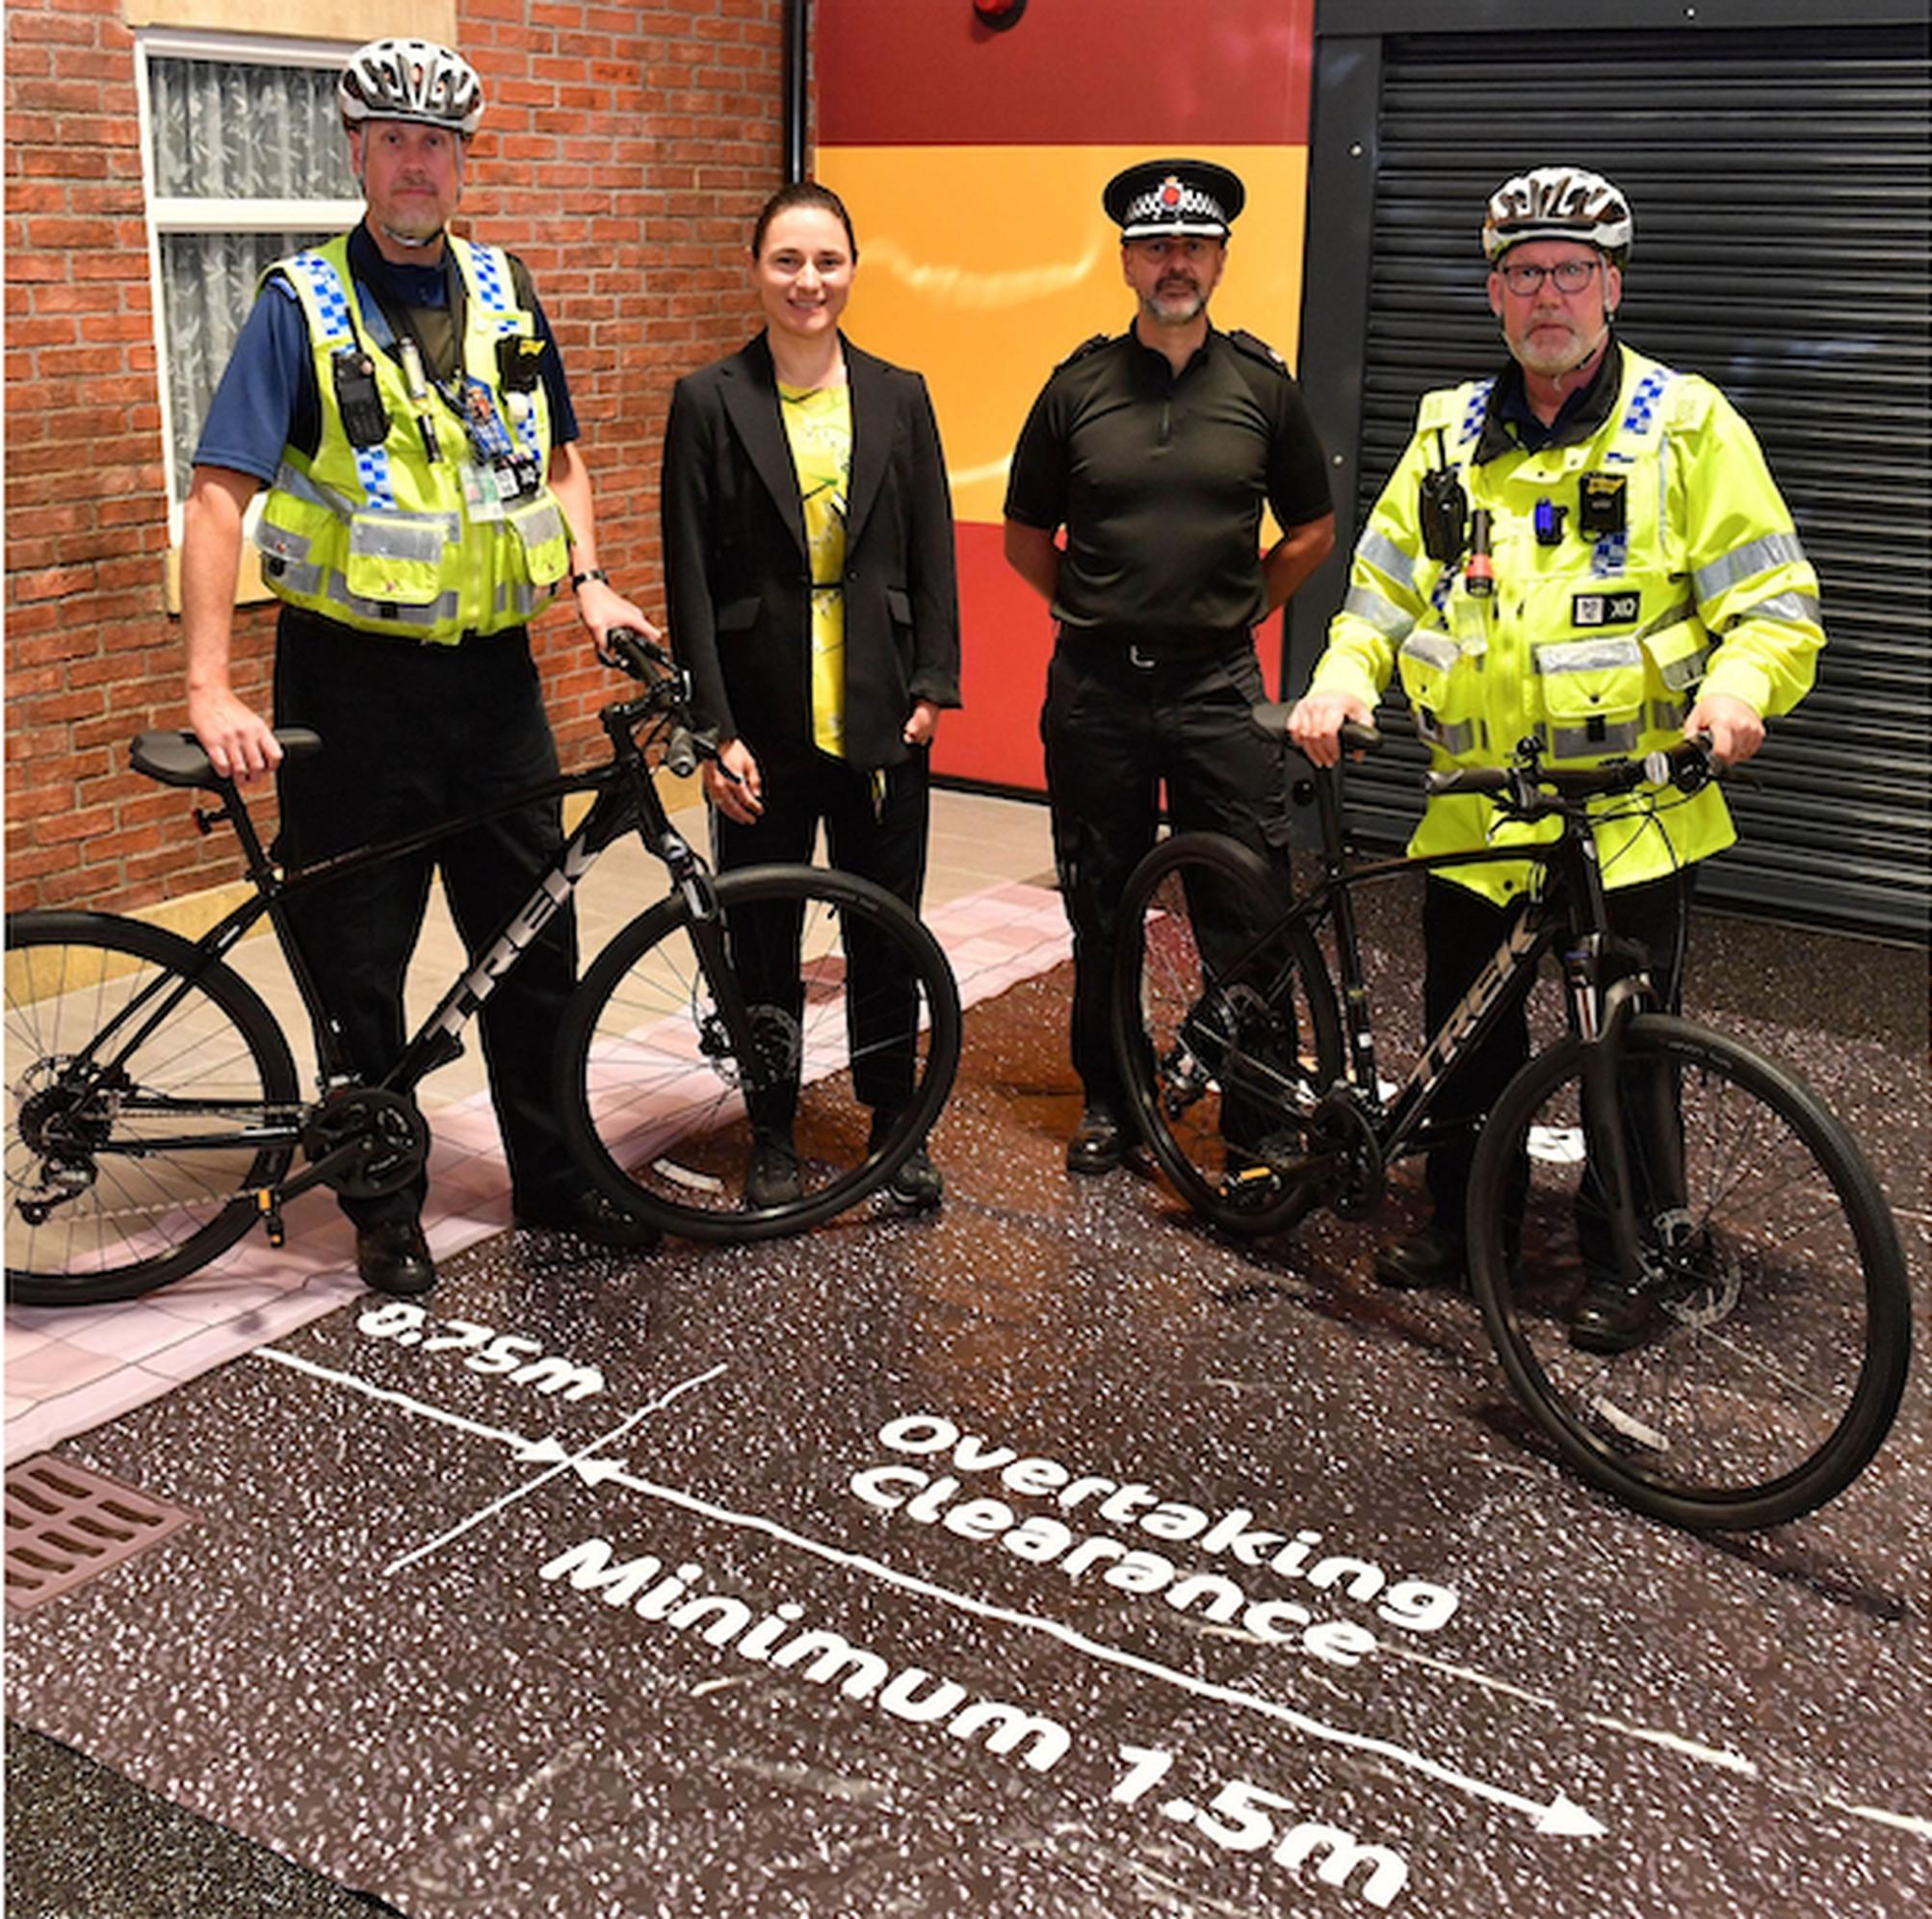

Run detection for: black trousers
[[712, 740, 930, 1127], [1420, 866, 1694, 1235], [272, 609, 581, 1226], [1041, 639, 1291, 1110]]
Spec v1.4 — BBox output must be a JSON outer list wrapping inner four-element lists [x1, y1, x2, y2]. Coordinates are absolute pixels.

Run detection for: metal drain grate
[[5, 1454, 196, 1614]]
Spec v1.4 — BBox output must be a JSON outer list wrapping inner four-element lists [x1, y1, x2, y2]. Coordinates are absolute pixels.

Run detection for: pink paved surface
[[3, 883, 1070, 1462]]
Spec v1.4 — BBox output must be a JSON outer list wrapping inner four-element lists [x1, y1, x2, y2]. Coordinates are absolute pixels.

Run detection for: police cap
[[1104, 158, 1244, 241]]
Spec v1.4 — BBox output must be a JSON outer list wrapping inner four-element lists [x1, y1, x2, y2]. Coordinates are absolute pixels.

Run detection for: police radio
[[330, 349, 390, 450], [1418, 428, 1468, 563]]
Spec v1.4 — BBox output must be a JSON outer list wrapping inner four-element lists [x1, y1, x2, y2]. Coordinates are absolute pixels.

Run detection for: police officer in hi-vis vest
[[181, 38, 661, 1296], [1290, 166, 1822, 1342]]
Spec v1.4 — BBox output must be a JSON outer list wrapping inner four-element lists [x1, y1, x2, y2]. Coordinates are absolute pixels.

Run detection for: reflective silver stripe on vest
[[508, 498, 565, 554], [1648, 697, 1688, 733], [349, 515, 457, 564], [1399, 629, 1459, 673], [256, 525, 312, 563], [266, 559, 325, 596], [1653, 646, 1709, 693], [1545, 717, 1644, 760], [1735, 588, 1821, 630], [1356, 529, 1413, 585], [496, 578, 545, 617], [1415, 712, 1483, 755], [326, 572, 461, 629], [1344, 583, 1414, 639], [1536, 635, 1643, 677], [1692, 531, 1807, 602]]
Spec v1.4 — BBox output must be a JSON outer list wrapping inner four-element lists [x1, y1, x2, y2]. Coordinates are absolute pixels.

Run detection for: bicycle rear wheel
[[6, 912, 300, 1305], [559, 866, 960, 1241], [1468, 1015, 1911, 1530], [1113, 834, 1343, 1236]]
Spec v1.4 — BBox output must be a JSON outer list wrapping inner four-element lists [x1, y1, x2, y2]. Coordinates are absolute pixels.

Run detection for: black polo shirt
[[1005, 324, 1331, 638]]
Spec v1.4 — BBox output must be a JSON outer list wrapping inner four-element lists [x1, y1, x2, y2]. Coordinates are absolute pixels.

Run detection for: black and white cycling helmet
[[1482, 166, 1632, 266], [339, 39, 485, 137]]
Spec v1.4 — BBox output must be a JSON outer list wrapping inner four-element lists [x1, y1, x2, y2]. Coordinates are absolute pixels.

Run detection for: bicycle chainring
[[1309, 1088, 1384, 1218], [300, 1085, 430, 1200]]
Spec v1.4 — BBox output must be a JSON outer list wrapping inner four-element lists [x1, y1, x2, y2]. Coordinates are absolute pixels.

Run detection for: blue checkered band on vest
[[465, 243, 542, 461], [287, 252, 396, 509], [1620, 367, 1671, 435], [287, 252, 354, 348], [1458, 378, 1495, 446], [468, 242, 510, 313], [1591, 532, 1630, 580]]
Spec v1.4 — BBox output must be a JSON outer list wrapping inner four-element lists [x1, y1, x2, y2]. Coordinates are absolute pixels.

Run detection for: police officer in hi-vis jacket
[[181, 38, 661, 1296], [1290, 166, 1822, 1340]]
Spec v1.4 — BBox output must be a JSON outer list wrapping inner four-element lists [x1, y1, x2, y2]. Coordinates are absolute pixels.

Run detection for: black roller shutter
[[1292, 5, 1929, 939]]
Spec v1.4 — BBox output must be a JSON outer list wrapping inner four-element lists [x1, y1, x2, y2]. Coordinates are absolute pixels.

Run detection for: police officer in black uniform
[[1004, 158, 1336, 1173]]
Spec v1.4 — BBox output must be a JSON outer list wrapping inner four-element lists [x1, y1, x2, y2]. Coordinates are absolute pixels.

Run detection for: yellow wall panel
[[818, 143, 1309, 527]]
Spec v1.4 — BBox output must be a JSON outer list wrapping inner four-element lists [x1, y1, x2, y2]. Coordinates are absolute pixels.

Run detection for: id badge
[[460, 459, 508, 523]]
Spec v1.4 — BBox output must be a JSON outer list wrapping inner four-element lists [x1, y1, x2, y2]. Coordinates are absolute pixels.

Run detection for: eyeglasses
[[1499, 257, 1602, 297]]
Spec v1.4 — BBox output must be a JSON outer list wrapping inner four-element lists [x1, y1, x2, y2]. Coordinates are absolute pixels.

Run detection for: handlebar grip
[[600, 626, 675, 683], [1643, 737, 1720, 793], [1423, 765, 1509, 797], [1250, 703, 1384, 756], [665, 727, 699, 779]]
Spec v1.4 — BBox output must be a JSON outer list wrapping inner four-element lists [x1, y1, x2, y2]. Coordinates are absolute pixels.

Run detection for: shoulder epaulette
[[1226, 327, 1290, 374], [1054, 333, 1114, 372]]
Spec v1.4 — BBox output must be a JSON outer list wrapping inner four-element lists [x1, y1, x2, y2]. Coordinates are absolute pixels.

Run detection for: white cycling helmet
[[339, 39, 484, 137], [1483, 166, 1632, 266]]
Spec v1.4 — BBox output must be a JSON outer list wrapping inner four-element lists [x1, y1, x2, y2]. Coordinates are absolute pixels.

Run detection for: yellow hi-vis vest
[[254, 233, 570, 643], [1309, 346, 1824, 903]]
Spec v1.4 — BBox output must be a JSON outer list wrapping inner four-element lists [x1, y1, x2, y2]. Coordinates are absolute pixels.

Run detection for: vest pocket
[[1397, 628, 1486, 758], [504, 496, 569, 587], [1533, 635, 1646, 764], [344, 511, 451, 607]]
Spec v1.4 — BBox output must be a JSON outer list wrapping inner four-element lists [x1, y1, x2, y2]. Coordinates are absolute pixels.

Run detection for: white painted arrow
[[576, 1461, 1606, 1838]]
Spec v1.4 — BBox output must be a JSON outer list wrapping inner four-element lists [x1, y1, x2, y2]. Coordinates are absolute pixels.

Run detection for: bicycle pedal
[[255, 1189, 286, 1247]]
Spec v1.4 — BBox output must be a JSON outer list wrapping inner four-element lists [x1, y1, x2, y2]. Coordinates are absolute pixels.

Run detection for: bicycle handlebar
[[598, 625, 677, 686], [1424, 738, 1719, 812], [598, 626, 716, 776], [1250, 702, 1385, 758]]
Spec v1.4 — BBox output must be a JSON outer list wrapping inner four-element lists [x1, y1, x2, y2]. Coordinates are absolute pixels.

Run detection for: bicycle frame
[[68, 677, 770, 1213], [1278, 758, 1664, 1201]]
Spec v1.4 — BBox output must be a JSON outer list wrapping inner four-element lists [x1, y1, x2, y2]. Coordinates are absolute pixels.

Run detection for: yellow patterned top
[[778, 379, 853, 760]]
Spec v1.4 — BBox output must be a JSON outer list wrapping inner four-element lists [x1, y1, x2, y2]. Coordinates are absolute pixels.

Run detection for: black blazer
[[661, 333, 962, 773]]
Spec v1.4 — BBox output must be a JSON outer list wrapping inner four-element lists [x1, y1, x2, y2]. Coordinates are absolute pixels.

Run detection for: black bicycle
[[5, 633, 961, 1307], [1112, 718, 1911, 1530]]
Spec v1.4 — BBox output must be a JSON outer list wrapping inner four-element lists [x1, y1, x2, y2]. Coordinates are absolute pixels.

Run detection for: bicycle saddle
[[129, 728, 324, 789]]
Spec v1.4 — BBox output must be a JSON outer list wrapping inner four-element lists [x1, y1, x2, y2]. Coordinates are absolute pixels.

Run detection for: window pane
[[160, 229, 327, 502], [149, 59, 354, 200]]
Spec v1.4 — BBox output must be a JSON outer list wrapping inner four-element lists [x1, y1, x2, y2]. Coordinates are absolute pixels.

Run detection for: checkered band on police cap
[[1104, 158, 1246, 240]]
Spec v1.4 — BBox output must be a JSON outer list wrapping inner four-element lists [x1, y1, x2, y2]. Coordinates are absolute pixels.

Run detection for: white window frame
[[135, 28, 365, 542]]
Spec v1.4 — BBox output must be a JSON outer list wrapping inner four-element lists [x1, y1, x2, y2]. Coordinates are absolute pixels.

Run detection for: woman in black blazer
[[661, 181, 962, 1211]]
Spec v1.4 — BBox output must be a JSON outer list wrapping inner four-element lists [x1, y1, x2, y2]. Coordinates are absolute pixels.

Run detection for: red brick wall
[[4, 0, 788, 915]]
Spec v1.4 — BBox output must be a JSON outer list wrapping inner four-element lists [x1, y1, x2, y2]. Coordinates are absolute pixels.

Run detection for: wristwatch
[[570, 567, 610, 591]]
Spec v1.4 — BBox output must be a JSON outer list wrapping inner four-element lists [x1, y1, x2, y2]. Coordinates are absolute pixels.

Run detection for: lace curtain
[[148, 58, 356, 499]]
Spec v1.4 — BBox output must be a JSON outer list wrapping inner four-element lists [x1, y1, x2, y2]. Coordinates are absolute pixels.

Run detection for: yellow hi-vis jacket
[[254, 233, 570, 643], [1308, 345, 1823, 902]]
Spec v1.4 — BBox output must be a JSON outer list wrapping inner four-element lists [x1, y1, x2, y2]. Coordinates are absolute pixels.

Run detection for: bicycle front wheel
[[1468, 1015, 1911, 1530], [6, 912, 300, 1305], [559, 866, 961, 1241], [1113, 834, 1343, 1236]]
